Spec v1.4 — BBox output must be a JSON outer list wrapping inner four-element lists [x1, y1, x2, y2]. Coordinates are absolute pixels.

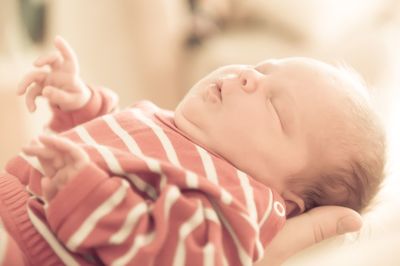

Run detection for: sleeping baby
[[0, 37, 385, 266]]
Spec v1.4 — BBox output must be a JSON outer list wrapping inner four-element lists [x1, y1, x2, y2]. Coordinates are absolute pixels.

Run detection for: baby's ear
[[282, 190, 305, 218]]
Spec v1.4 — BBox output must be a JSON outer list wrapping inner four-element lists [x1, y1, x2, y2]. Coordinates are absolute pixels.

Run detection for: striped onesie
[[0, 87, 286, 266]]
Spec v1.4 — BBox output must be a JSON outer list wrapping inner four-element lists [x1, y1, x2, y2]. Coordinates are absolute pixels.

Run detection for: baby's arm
[[17, 36, 118, 132], [22, 135, 90, 201], [20, 138, 265, 265]]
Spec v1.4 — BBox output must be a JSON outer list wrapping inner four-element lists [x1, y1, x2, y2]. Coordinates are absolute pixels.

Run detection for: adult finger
[[54, 36, 79, 73], [307, 206, 362, 243], [34, 52, 62, 69], [17, 71, 47, 95], [260, 206, 362, 265], [38, 135, 88, 162], [25, 84, 43, 112]]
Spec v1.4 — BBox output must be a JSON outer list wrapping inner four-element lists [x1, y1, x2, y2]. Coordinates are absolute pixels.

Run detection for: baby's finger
[[34, 52, 62, 69], [41, 177, 58, 201], [53, 170, 69, 189], [42, 86, 75, 108], [38, 135, 88, 162], [22, 144, 57, 177], [25, 84, 44, 112], [54, 36, 79, 73], [17, 71, 47, 95], [22, 144, 57, 160]]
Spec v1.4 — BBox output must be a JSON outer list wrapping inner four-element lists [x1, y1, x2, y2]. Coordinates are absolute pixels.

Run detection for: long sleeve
[[44, 162, 284, 266], [48, 85, 119, 133], [0, 226, 26, 266], [16, 101, 286, 266]]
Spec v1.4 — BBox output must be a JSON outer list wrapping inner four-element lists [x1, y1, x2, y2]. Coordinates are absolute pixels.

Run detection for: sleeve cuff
[[69, 85, 103, 125], [46, 163, 109, 231]]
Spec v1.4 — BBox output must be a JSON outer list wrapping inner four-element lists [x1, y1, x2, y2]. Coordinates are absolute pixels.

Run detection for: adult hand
[[17, 36, 91, 112], [22, 135, 90, 201], [255, 206, 363, 266]]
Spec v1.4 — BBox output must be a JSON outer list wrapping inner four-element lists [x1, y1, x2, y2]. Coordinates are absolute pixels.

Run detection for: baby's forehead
[[258, 57, 341, 78]]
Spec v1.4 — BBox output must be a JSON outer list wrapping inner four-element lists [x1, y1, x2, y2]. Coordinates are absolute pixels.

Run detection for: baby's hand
[[22, 135, 90, 201], [17, 36, 91, 112]]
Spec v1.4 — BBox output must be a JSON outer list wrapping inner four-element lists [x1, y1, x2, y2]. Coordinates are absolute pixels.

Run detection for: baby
[[0, 37, 385, 266]]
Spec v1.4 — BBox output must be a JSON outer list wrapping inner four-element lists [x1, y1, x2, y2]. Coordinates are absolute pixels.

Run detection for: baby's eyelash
[[254, 65, 271, 75]]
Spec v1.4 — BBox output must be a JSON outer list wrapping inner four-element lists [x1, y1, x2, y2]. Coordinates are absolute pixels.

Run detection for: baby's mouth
[[206, 80, 222, 103]]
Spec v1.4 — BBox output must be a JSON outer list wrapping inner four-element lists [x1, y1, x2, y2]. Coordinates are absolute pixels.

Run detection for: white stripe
[[186, 171, 198, 188], [27, 207, 80, 266], [195, 146, 233, 205], [102, 115, 161, 173], [237, 211, 264, 261], [203, 208, 229, 266], [236, 170, 258, 222], [112, 232, 155, 266], [131, 109, 180, 166], [103, 115, 143, 155], [203, 243, 215, 266], [212, 202, 252, 266], [102, 115, 160, 198], [220, 189, 233, 205], [259, 188, 273, 227], [19, 152, 45, 174], [19, 154, 47, 203], [236, 170, 264, 260], [75, 126, 157, 199], [67, 180, 130, 251], [195, 146, 218, 185], [112, 186, 180, 266], [256, 188, 274, 260], [130, 109, 183, 190], [126, 173, 158, 200], [75, 126, 123, 174], [130, 109, 202, 192], [204, 208, 220, 224], [163, 186, 181, 222], [256, 189, 274, 260], [173, 202, 205, 266], [109, 202, 148, 244]]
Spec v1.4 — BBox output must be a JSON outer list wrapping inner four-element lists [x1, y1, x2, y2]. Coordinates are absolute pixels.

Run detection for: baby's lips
[[206, 83, 222, 103]]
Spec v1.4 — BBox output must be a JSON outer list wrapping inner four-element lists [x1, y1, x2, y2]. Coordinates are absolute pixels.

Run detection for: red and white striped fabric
[[0, 224, 25, 266], [4, 87, 286, 266]]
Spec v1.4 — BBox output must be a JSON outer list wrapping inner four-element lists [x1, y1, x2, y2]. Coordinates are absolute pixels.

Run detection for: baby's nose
[[239, 68, 262, 93]]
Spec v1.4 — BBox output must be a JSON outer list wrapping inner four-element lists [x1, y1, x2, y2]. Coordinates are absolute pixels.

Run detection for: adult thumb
[[259, 206, 363, 266], [307, 206, 363, 243]]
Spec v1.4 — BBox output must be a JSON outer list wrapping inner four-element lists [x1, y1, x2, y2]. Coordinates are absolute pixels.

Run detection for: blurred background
[[0, 0, 399, 265]]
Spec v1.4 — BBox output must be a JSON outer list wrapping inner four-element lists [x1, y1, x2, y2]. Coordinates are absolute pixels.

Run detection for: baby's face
[[175, 57, 349, 193]]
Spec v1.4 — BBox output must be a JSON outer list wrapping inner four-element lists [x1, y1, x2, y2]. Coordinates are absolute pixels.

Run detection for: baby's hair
[[292, 63, 386, 213]]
